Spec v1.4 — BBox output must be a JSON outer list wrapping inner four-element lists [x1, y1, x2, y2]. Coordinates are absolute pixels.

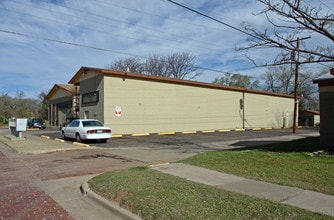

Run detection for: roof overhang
[[45, 84, 78, 100], [68, 66, 295, 99], [313, 68, 334, 87]]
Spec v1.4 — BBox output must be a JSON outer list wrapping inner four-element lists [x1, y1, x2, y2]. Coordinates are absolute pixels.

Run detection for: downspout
[[242, 92, 245, 129], [240, 92, 245, 129]]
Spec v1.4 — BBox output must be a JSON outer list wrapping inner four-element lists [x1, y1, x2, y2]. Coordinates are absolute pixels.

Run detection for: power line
[[5, 0, 240, 56], [0, 28, 238, 75], [0, 29, 139, 57], [0, 6, 210, 56], [164, 0, 259, 40]]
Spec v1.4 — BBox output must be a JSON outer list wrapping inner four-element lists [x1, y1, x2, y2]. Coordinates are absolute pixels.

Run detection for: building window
[[82, 91, 99, 104]]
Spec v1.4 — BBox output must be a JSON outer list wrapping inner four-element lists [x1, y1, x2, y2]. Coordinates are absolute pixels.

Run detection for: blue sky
[[0, 0, 332, 98]]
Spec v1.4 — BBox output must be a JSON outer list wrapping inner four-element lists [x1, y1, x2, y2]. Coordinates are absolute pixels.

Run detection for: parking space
[[30, 127, 319, 151]]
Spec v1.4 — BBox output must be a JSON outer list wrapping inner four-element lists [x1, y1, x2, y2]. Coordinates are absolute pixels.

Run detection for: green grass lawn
[[181, 137, 334, 195], [89, 166, 332, 220], [89, 137, 334, 219]]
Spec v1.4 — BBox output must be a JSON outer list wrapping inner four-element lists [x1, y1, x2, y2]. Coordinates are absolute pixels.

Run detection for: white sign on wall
[[115, 106, 122, 117]]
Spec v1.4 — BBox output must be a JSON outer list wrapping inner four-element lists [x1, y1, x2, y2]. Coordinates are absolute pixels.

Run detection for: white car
[[61, 119, 112, 143]]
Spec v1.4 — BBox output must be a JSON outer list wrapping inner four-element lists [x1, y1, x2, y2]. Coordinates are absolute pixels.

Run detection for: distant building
[[299, 109, 320, 127], [45, 84, 79, 127], [313, 68, 334, 148], [46, 66, 296, 135]]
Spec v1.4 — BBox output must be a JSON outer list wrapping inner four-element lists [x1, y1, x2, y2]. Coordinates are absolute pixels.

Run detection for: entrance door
[[84, 111, 89, 119]]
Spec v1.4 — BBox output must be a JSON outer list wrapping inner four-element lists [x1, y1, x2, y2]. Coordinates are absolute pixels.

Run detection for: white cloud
[[0, 0, 331, 98]]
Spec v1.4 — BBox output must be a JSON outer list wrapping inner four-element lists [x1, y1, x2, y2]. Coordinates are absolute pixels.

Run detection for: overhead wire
[[1, 0, 255, 76], [164, 0, 260, 40], [0, 28, 239, 75], [0, 0, 278, 78], [32, 0, 234, 53], [5, 0, 228, 54]]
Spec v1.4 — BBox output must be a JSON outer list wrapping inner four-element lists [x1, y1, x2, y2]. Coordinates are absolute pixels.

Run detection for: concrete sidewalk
[[152, 163, 334, 217], [0, 130, 87, 154]]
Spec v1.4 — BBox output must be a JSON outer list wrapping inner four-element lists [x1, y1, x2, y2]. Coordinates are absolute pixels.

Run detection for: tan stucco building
[[46, 66, 295, 135], [313, 69, 334, 148], [45, 84, 79, 128]]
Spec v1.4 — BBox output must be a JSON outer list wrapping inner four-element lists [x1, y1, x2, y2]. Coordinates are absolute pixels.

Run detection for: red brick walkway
[[0, 151, 73, 220]]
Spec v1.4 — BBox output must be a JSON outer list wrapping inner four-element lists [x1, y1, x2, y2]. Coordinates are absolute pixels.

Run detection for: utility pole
[[292, 37, 299, 134], [291, 36, 310, 133]]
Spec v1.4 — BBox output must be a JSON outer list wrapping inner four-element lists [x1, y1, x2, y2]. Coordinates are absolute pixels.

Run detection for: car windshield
[[82, 120, 104, 127], [33, 118, 43, 123]]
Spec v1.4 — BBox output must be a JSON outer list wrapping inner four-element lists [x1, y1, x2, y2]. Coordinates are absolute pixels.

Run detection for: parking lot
[[30, 127, 319, 152]]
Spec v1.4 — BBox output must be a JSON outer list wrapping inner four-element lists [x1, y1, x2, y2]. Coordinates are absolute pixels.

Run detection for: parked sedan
[[61, 119, 112, 143], [28, 118, 46, 129]]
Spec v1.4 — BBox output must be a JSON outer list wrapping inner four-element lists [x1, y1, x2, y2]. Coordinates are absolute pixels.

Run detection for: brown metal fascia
[[100, 68, 294, 99], [68, 66, 103, 84], [68, 67, 294, 99], [45, 84, 75, 100], [313, 79, 334, 87]]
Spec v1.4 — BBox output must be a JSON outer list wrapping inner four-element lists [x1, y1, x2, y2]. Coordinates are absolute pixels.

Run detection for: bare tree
[[263, 65, 325, 109], [0, 92, 47, 122], [167, 52, 201, 80], [0, 93, 13, 123], [144, 54, 170, 77], [263, 65, 294, 94], [107, 57, 144, 73], [107, 52, 201, 80], [239, 0, 334, 66], [39, 90, 49, 120]]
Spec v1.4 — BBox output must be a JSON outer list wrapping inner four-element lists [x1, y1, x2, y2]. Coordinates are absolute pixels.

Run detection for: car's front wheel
[[61, 131, 66, 140], [76, 133, 82, 143]]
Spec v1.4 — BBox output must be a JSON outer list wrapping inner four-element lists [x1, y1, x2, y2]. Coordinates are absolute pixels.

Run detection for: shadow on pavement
[[230, 137, 325, 153]]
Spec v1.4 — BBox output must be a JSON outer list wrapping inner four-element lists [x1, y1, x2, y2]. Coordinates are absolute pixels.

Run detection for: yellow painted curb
[[297, 126, 303, 129], [41, 135, 50, 139], [235, 128, 245, 131], [112, 134, 123, 138], [252, 128, 262, 131], [54, 138, 65, 143], [131, 133, 150, 137], [158, 132, 175, 135], [73, 142, 90, 148], [201, 130, 215, 133], [264, 127, 273, 130], [182, 131, 197, 134], [274, 127, 282, 129], [218, 129, 231, 132]]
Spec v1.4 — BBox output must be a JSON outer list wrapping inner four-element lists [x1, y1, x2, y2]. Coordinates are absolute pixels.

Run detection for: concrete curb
[[112, 134, 123, 138], [54, 138, 65, 143], [80, 180, 142, 220], [73, 142, 90, 148], [131, 133, 150, 137], [41, 135, 50, 139], [110, 127, 301, 138], [181, 131, 197, 134], [158, 132, 175, 135]]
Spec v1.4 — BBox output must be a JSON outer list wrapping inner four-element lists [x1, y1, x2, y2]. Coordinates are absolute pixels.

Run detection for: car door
[[65, 120, 79, 138]]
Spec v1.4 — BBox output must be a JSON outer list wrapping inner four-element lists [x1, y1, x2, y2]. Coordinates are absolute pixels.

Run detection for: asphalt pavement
[[1, 127, 333, 219]]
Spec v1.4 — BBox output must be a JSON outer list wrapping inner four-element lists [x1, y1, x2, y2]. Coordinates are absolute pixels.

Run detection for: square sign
[[115, 106, 122, 117], [16, 118, 27, 131]]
